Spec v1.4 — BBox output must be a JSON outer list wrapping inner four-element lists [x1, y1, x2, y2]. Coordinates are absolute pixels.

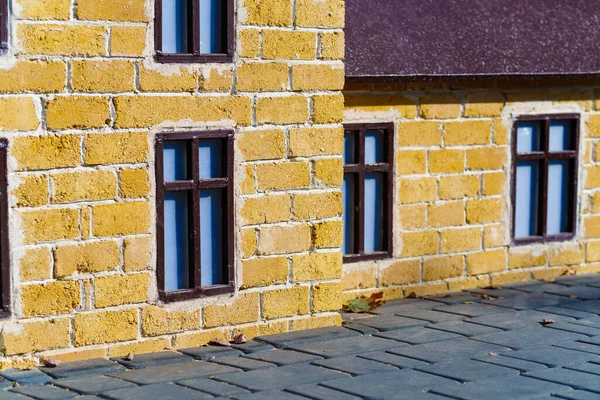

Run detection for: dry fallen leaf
[[210, 338, 231, 347], [407, 292, 418, 299], [541, 319, 555, 325], [15, 367, 31, 371], [561, 269, 576, 276], [124, 353, 134, 361], [42, 359, 61, 368], [12, 382, 20, 388], [343, 291, 387, 313], [435, 294, 451, 298], [463, 301, 475, 304], [483, 285, 502, 290], [488, 352, 498, 356], [234, 333, 247, 344], [570, 296, 578, 299]]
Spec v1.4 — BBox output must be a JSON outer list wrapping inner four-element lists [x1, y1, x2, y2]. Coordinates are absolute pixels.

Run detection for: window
[[342, 123, 394, 262], [0, 139, 9, 317], [154, 0, 233, 63], [156, 131, 234, 301], [0, 0, 8, 54], [511, 114, 580, 244]]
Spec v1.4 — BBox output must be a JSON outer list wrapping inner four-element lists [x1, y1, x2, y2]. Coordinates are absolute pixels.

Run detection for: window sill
[[159, 283, 235, 303], [512, 232, 575, 246], [343, 251, 391, 264], [155, 53, 233, 64]]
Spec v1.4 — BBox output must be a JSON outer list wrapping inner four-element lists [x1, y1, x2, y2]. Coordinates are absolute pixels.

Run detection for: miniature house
[[0, 0, 598, 366]]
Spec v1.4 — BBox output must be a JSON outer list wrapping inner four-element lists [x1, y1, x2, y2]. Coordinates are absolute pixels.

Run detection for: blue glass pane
[[162, 0, 189, 53], [200, 189, 226, 286], [199, 139, 223, 179], [364, 172, 385, 252], [517, 122, 541, 153], [549, 120, 572, 151], [515, 161, 541, 238], [344, 131, 356, 164], [200, 0, 224, 53], [547, 160, 571, 235], [163, 141, 188, 181], [164, 192, 190, 291], [342, 174, 355, 254], [365, 130, 384, 164]]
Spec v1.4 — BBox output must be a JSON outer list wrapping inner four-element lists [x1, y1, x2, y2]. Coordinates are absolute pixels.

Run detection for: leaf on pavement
[[541, 319, 555, 325], [41, 359, 61, 368], [343, 291, 386, 313], [234, 333, 247, 344], [210, 338, 231, 347]]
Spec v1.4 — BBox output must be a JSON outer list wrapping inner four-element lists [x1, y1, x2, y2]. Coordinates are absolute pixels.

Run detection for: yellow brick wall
[[0, 0, 344, 367]]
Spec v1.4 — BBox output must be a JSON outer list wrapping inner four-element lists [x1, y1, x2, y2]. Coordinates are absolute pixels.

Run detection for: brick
[[120, 168, 150, 199], [313, 93, 344, 124], [419, 93, 461, 119], [200, 67, 233, 92], [397, 150, 427, 175], [263, 286, 309, 319], [243, 0, 292, 26], [464, 92, 505, 117], [256, 96, 309, 125], [19, 247, 51, 281], [240, 229, 257, 259], [238, 130, 285, 161], [466, 147, 507, 170], [320, 31, 344, 59], [92, 202, 151, 236], [483, 172, 505, 196], [240, 165, 255, 195], [124, 236, 151, 271], [381, 259, 421, 286], [95, 273, 149, 308], [290, 314, 341, 331], [0, 60, 66, 93], [139, 66, 197, 92], [549, 243, 584, 266], [429, 149, 465, 174], [295, 0, 344, 28], [17, 23, 106, 56], [404, 283, 448, 297], [440, 227, 481, 254], [21, 208, 79, 243], [445, 120, 493, 146], [466, 198, 504, 223], [2, 319, 70, 356], [491, 271, 531, 286], [237, 62, 289, 91], [21, 281, 80, 317], [54, 240, 120, 278], [399, 177, 437, 203], [588, 114, 600, 137], [72, 60, 134, 93], [586, 166, 600, 189], [400, 204, 427, 230], [508, 248, 547, 269], [108, 338, 172, 357], [466, 249, 506, 275], [289, 127, 343, 157], [76, 0, 148, 21], [173, 329, 231, 349], [312, 220, 343, 248], [493, 118, 508, 145], [293, 192, 342, 220], [142, 306, 200, 337], [259, 225, 311, 255], [587, 241, 600, 262], [312, 282, 342, 312], [47, 96, 109, 130], [240, 195, 291, 225], [239, 29, 260, 58], [204, 292, 260, 327], [342, 267, 376, 290], [14, 175, 48, 207], [439, 175, 480, 199], [51, 170, 117, 203], [292, 251, 342, 281], [428, 201, 465, 227], [257, 162, 310, 190], [345, 94, 416, 119], [242, 257, 288, 288], [85, 132, 148, 165], [593, 192, 600, 213], [400, 231, 438, 257], [484, 224, 505, 248], [0, 97, 38, 130], [110, 25, 147, 56], [16, 0, 71, 19], [262, 30, 316, 59], [13, 134, 80, 170], [398, 121, 442, 146], [314, 158, 343, 186], [81, 206, 91, 238], [424, 255, 463, 281], [74, 309, 138, 346], [291, 64, 344, 91]]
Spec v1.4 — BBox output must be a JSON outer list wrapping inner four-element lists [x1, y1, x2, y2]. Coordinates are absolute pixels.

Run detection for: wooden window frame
[[155, 130, 235, 302], [154, 0, 234, 64], [0, 139, 9, 317], [0, 0, 8, 55], [343, 123, 394, 263], [511, 114, 580, 246]]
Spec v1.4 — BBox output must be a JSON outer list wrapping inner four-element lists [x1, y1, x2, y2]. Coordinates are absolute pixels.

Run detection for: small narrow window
[[342, 123, 394, 263], [512, 115, 579, 244], [0, 0, 8, 55], [0, 139, 9, 317], [155, 0, 233, 63], [156, 131, 234, 301]]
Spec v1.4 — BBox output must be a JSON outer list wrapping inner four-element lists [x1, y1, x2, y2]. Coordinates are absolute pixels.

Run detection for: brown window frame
[[511, 114, 580, 246], [154, 0, 234, 64], [0, 139, 9, 317], [343, 123, 394, 263], [155, 130, 235, 302], [0, 0, 8, 55]]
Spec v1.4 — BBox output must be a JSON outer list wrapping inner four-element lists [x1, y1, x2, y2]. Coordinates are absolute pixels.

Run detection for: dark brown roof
[[345, 0, 600, 81]]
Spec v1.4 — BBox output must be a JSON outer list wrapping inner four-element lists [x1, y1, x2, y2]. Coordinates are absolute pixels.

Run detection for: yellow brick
[[399, 177, 437, 204], [238, 130, 285, 161], [397, 150, 427, 175], [262, 30, 316, 59], [199, 68, 233, 92], [240, 229, 257, 258], [259, 225, 311, 255], [448, 275, 491, 291], [21, 208, 79, 243], [312, 220, 343, 248], [493, 118, 508, 145], [587, 241, 600, 262], [320, 31, 344, 60], [398, 121, 442, 147], [263, 286, 309, 319], [0, 61, 64, 93], [314, 158, 343, 186], [289, 127, 343, 157], [17, 23, 106, 56], [16, 0, 71, 19], [587, 114, 600, 138], [242, 257, 288, 288], [239, 29, 260, 58], [119, 168, 150, 199], [21, 281, 80, 317], [51, 170, 117, 203], [401, 231, 438, 257], [440, 227, 481, 253], [95, 273, 149, 308], [532, 267, 567, 281], [466, 249, 506, 275], [312, 282, 342, 312], [240, 195, 291, 225], [240, 164, 255, 195], [141, 306, 200, 336], [13, 135, 80, 171], [428, 201, 465, 227], [108, 338, 171, 357], [295, 0, 344, 28], [290, 314, 341, 331], [237, 62, 289, 91], [508, 248, 547, 269], [445, 120, 493, 146], [380, 259, 421, 286], [257, 162, 310, 190], [342, 266, 376, 290], [92, 202, 151, 236], [429, 149, 465, 174], [256, 95, 309, 125], [19, 247, 51, 281], [14, 175, 48, 207], [345, 94, 416, 119], [399, 204, 427, 230], [404, 283, 448, 297], [419, 93, 461, 119], [110, 25, 147, 56], [243, 0, 292, 26], [466, 147, 506, 170], [484, 224, 505, 248], [72, 60, 134, 93], [47, 96, 108, 130], [173, 328, 231, 349], [439, 175, 480, 200], [81, 206, 91, 239], [313, 93, 344, 124], [549, 243, 584, 266], [292, 251, 342, 281], [139, 66, 197, 92], [204, 292, 260, 327], [586, 166, 600, 189], [1, 319, 70, 356], [464, 92, 505, 117], [85, 132, 148, 165], [293, 192, 342, 220], [41, 348, 107, 364], [466, 198, 504, 224], [76, 0, 148, 21], [291, 64, 344, 91], [593, 192, 600, 214], [124, 236, 151, 271], [74, 309, 138, 346], [54, 241, 120, 278], [491, 271, 531, 286], [0, 97, 38, 131], [483, 172, 505, 196], [423, 255, 463, 281]]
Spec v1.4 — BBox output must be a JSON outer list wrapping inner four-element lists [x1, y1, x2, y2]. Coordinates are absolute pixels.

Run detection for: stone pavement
[[3, 274, 600, 399]]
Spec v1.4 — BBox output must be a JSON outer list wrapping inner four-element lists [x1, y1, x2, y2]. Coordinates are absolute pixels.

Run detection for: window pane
[[517, 121, 541, 153], [200, 189, 226, 286], [515, 161, 541, 238], [164, 191, 191, 291], [547, 160, 572, 235], [364, 172, 385, 252], [162, 0, 189, 53], [163, 141, 188, 181], [365, 130, 385, 164], [200, 0, 224, 53], [342, 174, 356, 254], [344, 131, 357, 164], [199, 139, 224, 179], [549, 120, 573, 151]]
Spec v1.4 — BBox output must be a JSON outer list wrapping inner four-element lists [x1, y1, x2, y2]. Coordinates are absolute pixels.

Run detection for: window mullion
[[191, 0, 200, 54], [191, 138, 201, 288], [540, 120, 550, 237], [357, 129, 366, 255]]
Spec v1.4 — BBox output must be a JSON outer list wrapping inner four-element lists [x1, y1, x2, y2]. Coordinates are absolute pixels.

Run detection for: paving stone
[[230, 340, 274, 353], [231, 390, 307, 400], [566, 362, 600, 375], [465, 287, 525, 298], [52, 375, 137, 395], [40, 359, 125, 379], [472, 327, 587, 350], [341, 322, 379, 335], [312, 355, 399, 375], [432, 303, 511, 317], [473, 354, 548, 372], [210, 356, 276, 371], [580, 336, 600, 346], [554, 274, 600, 286], [545, 322, 600, 336], [526, 367, 600, 393], [254, 327, 359, 349], [112, 351, 194, 369], [416, 359, 518, 382], [179, 346, 244, 361], [176, 378, 251, 396], [553, 341, 600, 355], [102, 382, 213, 400], [501, 347, 600, 367], [537, 306, 598, 320], [351, 315, 428, 331], [374, 326, 463, 344], [358, 351, 429, 369], [287, 383, 363, 400], [426, 320, 502, 337], [468, 310, 575, 330], [340, 310, 377, 321], [555, 390, 600, 399], [425, 293, 483, 305], [10, 385, 78, 400], [0, 380, 13, 390], [0, 369, 52, 385], [370, 299, 441, 314], [546, 286, 600, 300], [244, 350, 322, 366], [388, 338, 511, 363], [506, 281, 569, 293], [557, 300, 600, 315], [390, 309, 465, 323], [108, 361, 241, 385], [213, 364, 346, 391], [0, 391, 32, 400], [570, 317, 600, 328], [480, 293, 581, 310], [288, 335, 407, 358]]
